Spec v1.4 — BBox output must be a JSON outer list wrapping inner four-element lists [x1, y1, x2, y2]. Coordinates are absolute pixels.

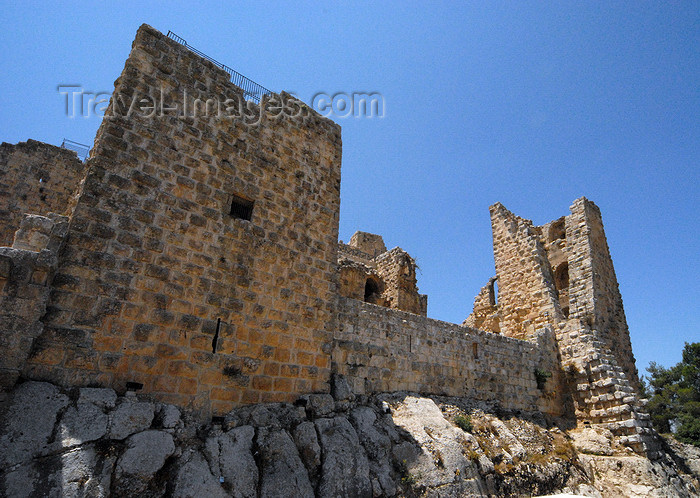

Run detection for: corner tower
[[467, 198, 655, 454], [19, 25, 342, 415]]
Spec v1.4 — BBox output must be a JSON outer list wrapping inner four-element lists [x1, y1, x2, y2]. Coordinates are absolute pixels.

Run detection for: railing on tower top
[[166, 31, 273, 104], [60, 139, 90, 161]]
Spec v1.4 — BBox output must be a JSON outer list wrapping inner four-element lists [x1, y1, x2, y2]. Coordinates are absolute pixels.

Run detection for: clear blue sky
[[1, 2, 697, 374]]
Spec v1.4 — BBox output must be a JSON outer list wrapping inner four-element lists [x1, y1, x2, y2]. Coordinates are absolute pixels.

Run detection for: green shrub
[[454, 414, 473, 432]]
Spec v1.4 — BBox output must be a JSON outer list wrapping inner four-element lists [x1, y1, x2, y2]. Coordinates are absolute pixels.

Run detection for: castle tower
[[13, 25, 342, 415], [467, 198, 655, 454]]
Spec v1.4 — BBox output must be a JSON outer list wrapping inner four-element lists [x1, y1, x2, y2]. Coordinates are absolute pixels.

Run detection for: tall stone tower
[[3, 25, 342, 415], [466, 197, 656, 454]]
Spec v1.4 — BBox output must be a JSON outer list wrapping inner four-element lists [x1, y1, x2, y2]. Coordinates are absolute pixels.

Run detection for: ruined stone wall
[[338, 235, 426, 316], [21, 24, 342, 415], [375, 248, 427, 316], [489, 203, 562, 340], [333, 297, 563, 416], [0, 141, 88, 246], [348, 231, 386, 258], [463, 277, 500, 332], [566, 198, 637, 388], [0, 213, 69, 390]]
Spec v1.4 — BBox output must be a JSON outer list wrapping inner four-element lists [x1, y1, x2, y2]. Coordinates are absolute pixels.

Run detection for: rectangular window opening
[[472, 343, 479, 359], [230, 193, 254, 221]]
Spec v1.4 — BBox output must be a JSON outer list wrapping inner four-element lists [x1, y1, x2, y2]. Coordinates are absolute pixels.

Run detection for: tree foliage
[[643, 342, 700, 446]]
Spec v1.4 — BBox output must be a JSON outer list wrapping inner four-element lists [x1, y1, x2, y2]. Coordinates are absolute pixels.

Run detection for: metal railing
[[166, 31, 273, 104], [60, 139, 90, 161]]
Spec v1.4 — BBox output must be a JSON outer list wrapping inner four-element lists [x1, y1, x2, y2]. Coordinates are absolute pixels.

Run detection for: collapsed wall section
[[333, 297, 563, 416], [0, 213, 69, 390], [21, 24, 342, 415], [0, 141, 88, 246]]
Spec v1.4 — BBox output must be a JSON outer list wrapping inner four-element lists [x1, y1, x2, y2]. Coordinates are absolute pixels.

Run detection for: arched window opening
[[548, 219, 566, 242], [554, 263, 569, 291], [364, 278, 380, 304]]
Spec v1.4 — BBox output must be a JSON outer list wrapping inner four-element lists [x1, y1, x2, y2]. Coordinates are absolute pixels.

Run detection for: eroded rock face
[[0, 381, 70, 468], [1, 380, 698, 497], [257, 428, 314, 498], [117, 430, 175, 477], [205, 426, 258, 498], [108, 399, 155, 440], [315, 416, 372, 497]]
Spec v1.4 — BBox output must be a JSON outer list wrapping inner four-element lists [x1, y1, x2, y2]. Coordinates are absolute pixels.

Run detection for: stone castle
[[0, 25, 655, 455]]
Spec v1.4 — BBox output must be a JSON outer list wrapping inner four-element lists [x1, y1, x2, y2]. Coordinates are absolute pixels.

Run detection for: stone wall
[[333, 297, 563, 416], [0, 213, 69, 391], [565, 198, 638, 389], [0, 140, 87, 246], [20, 24, 342, 415], [375, 248, 427, 316], [338, 233, 427, 316], [488, 203, 563, 340]]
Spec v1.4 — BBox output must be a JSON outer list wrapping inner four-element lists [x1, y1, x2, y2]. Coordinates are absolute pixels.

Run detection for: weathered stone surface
[[303, 393, 335, 418], [59, 402, 108, 447], [78, 387, 117, 409], [292, 421, 321, 476], [350, 406, 396, 496], [257, 427, 314, 498], [205, 425, 257, 498], [108, 400, 154, 440], [158, 404, 181, 429], [173, 449, 226, 498], [331, 373, 354, 402], [2, 381, 700, 498], [315, 416, 372, 497], [390, 396, 479, 489], [1, 443, 115, 498], [0, 381, 70, 467], [116, 430, 175, 477], [571, 427, 614, 456]]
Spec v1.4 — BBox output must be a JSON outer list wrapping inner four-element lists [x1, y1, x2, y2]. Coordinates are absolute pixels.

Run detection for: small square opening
[[230, 194, 254, 221]]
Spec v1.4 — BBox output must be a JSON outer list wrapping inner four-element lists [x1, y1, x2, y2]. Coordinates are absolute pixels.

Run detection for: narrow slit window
[[230, 194, 254, 221], [472, 343, 479, 359]]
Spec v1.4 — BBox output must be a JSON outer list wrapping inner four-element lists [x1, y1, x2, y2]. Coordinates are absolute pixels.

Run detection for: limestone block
[[0, 381, 70, 467], [59, 402, 108, 447], [78, 387, 117, 409], [109, 400, 154, 440], [256, 427, 314, 498], [116, 430, 175, 477]]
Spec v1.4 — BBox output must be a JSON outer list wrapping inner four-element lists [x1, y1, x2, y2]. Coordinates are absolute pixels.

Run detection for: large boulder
[[116, 430, 175, 477], [292, 421, 321, 477], [109, 400, 154, 440], [77, 387, 117, 409], [315, 416, 372, 497], [173, 449, 226, 498], [0, 381, 70, 467], [257, 427, 314, 498], [204, 425, 258, 498], [59, 402, 108, 448]]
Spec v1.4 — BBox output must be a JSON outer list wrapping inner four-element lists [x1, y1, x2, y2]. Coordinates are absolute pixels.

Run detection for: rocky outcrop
[[1, 378, 698, 497]]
